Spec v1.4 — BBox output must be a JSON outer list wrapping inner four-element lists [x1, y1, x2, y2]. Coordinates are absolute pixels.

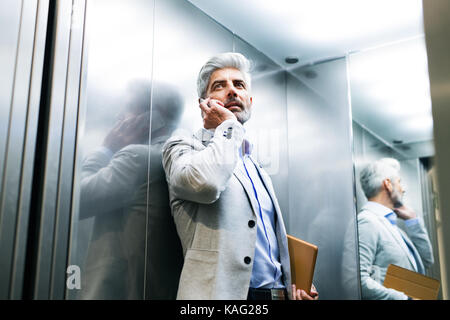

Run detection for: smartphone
[[393, 200, 404, 208], [199, 98, 210, 107]]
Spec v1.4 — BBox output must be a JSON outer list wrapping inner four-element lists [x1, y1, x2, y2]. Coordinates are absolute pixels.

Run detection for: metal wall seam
[[64, 0, 91, 300], [345, 53, 362, 299], [50, 0, 86, 300]]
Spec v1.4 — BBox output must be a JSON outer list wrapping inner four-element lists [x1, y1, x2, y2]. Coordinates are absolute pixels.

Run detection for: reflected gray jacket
[[79, 137, 183, 299], [358, 201, 434, 300], [162, 119, 292, 300]]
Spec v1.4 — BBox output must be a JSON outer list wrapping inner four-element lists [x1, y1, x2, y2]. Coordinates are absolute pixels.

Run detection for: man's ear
[[383, 178, 393, 192]]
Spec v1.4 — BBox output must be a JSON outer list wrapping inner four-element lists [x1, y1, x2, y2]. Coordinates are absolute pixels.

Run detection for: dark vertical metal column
[[419, 159, 442, 287], [22, 0, 86, 300]]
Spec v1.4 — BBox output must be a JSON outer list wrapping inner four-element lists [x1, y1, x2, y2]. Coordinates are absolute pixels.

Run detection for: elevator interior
[[1, 0, 449, 299]]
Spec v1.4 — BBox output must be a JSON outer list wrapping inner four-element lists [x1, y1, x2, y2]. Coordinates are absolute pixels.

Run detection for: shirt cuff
[[404, 217, 420, 228], [213, 119, 245, 144]]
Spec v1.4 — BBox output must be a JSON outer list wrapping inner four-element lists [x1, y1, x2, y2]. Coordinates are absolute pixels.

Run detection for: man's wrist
[[404, 217, 420, 227], [213, 118, 245, 145], [215, 118, 244, 133]]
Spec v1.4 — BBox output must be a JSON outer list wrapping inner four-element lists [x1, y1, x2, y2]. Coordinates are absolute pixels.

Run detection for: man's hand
[[103, 112, 150, 153], [393, 205, 417, 220], [199, 97, 236, 129], [291, 284, 319, 300]]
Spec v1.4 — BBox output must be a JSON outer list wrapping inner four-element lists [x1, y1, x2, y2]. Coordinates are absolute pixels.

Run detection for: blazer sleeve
[[404, 219, 435, 268], [162, 119, 244, 204], [358, 213, 409, 300], [79, 144, 148, 219]]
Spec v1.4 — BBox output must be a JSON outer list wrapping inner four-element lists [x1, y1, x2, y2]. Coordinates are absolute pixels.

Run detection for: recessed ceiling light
[[285, 56, 299, 64]]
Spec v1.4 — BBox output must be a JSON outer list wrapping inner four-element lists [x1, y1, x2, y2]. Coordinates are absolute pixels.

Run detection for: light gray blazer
[[358, 201, 434, 300], [162, 119, 292, 300]]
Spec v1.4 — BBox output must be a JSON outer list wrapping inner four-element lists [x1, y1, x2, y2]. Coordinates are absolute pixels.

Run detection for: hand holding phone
[[393, 205, 417, 220], [198, 97, 235, 129]]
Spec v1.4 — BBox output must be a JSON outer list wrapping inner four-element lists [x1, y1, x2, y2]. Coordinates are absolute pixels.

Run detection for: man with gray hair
[[358, 157, 434, 300], [162, 52, 318, 300]]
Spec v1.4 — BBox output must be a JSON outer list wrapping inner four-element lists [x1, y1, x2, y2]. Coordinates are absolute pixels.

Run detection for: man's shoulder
[[357, 208, 380, 224], [118, 143, 149, 155], [162, 129, 203, 153]]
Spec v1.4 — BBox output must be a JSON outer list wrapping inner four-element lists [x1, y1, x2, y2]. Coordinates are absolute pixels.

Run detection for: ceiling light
[[285, 56, 299, 64]]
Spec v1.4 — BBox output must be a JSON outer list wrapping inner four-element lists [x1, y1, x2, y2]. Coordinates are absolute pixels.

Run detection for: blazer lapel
[[376, 215, 418, 271], [248, 156, 289, 260], [248, 156, 282, 218], [398, 228, 425, 274], [233, 168, 259, 218]]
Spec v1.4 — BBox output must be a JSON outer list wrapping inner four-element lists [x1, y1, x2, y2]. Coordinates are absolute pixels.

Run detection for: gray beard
[[234, 108, 252, 124]]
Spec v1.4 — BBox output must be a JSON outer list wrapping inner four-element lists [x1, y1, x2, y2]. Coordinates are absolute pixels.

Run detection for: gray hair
[[359, 158, 401, 199], [197, 52, 252, 98]]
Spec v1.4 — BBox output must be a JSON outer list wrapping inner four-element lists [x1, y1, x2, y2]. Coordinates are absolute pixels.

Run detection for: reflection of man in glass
[[358, 158, 434, 299], [162, 52, 318, 300], [78, 80, 184, 299]]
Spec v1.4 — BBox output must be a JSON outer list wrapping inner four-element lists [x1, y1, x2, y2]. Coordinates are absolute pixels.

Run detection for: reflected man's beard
[[390, 188, 404, 208]]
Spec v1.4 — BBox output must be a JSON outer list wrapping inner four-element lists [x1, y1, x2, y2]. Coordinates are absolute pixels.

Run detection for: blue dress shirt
[[237, 140, 284, 289]]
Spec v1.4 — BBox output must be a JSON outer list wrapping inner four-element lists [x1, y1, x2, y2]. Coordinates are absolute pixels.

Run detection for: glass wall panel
[[67, 0, 155, 299], [349, 37, 441, 299], [352, 122, 402, 212]]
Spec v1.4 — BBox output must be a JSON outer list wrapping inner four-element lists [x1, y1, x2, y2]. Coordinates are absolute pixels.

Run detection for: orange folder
[[383, 264, 440, 300], [287, 234, 318, 294]]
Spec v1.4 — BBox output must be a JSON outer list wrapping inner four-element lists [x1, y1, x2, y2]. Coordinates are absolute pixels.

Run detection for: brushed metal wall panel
[[0, 0, 49, 299], [286, 58, 360, 299], [67, 0, 155, 300]]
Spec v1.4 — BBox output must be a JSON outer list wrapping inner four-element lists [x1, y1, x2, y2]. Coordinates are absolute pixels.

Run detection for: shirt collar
[[362, 201, 394, 217], [362, 201, 397, 225], [384, 211, 397, 225]]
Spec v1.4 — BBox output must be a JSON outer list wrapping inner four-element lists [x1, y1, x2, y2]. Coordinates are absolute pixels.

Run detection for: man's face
[[205, 67, 253, 124], [389, 176, 405, 207]]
